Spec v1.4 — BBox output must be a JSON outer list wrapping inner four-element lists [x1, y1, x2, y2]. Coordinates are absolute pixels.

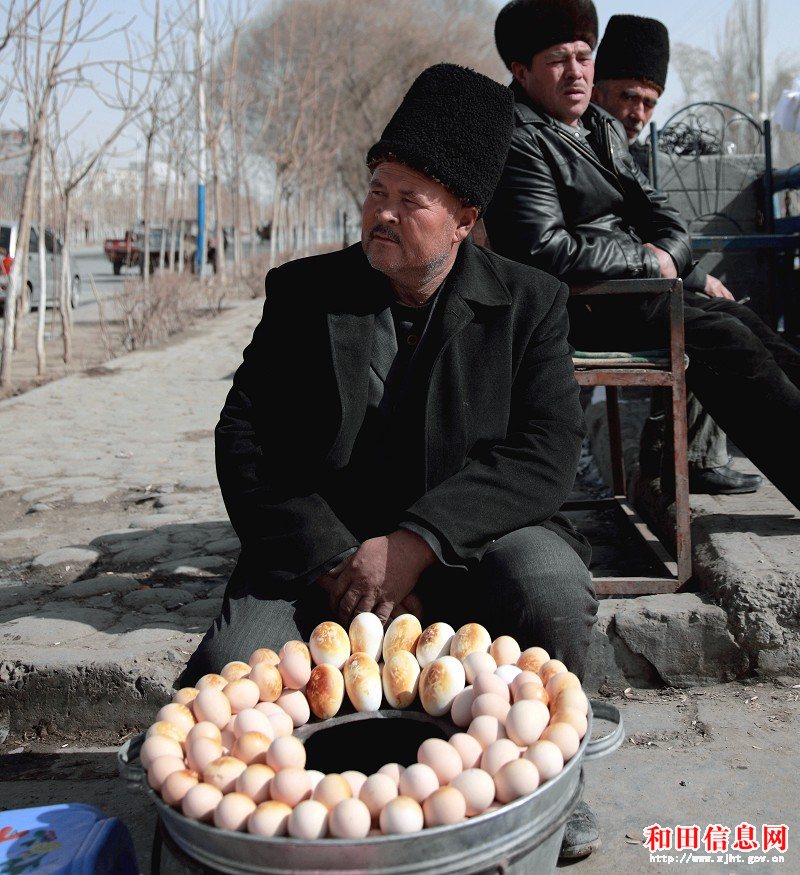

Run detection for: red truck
[[103, 231, 141, 274]]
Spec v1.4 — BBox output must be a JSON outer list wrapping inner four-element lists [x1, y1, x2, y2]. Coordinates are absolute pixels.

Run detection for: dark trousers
[[178, 525, 598, 688]]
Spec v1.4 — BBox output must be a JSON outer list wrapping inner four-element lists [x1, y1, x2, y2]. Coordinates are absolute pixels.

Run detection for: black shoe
[[689, 464, 763, 495], [560, 800, 601, 860]]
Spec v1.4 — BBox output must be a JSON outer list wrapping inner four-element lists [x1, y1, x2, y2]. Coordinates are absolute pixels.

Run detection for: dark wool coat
[[215, 238, 589, 588]]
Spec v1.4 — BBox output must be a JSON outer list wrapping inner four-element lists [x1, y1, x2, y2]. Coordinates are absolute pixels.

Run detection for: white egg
[[379, 796, 424, 834], [342, 652, 383, 712], [450, 767, 496, 816], [418, 655, 466, 717], [309, 621, 351, 669], [349, 612, 385, 662], [329, 797, 372, 839], [423, 786, 467, 827], [415, 622, 456, 668], [382, 614, 423, 663], [461, 651, 498, 684], [288, 799, 329, 839]]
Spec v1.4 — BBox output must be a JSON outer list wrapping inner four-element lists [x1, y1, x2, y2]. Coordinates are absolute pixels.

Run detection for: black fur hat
[[594, 14, 670, 94], [495, 0, 598, 70], [365, 63, 514, 215]]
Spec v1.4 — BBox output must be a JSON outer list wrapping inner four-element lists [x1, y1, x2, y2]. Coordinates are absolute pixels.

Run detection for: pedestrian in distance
[[483, 0, 800, 515], [178, 63, 597, 706]]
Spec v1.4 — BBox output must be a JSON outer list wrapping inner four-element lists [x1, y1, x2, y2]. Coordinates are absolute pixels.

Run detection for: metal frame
[[564, 278, 692, 595]]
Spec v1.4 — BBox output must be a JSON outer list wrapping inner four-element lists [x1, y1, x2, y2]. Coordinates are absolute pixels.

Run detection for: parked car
[[0, 220, 81, 316], [103, 230, 141, 274]]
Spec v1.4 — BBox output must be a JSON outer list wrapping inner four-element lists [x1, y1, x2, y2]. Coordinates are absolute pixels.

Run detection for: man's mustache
[[368, 224, 401, 244]]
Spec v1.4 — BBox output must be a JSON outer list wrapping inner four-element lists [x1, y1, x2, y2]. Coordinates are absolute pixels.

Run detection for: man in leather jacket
[[484, 0, 800, 514], [592, 13, 765, 496]]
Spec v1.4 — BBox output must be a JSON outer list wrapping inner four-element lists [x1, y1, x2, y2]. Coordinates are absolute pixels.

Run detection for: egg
[[523, 739, 564, 782], [450, 767, 496, 816], [553, 685, 589, 715], [328, 797, 372, 839], [140, 734, 184, 770], [220, 660, 252, 682], [540, 721, 581, 761], [382, 614, 423, 663], [550, 705, 588, 738], [248, 647, 280, 667], [410, 739, 458, 786], [415, 622, 456, 668], [448, 732, 484, 769], [461, 650, 498, 684], [516, 646, 550, 673], [376, 762, 404, 785], [472, 670, 511, 701], [449, 686, 476, 728], [185, 735, 224, 774], [309, 620, 351, 669], [449, 623, 491, 662], [146, 754, 187, 792], [342, 652, 383, 712], [398, 762, 439, 803], [276, 688, 312, 727], [349, 612, 385, 662], [195, 673, 228, 692], [480, 738, 522, 777], [494, 663, 523, 686], [538, 658, 569, 687], [418, 655, 466, 717], [203, 755, 248, 794], [181, 782, 224, 823], [382, 650, 420, 709], [423, 786, 467, 827], [279, 639, 311, 663], [341, 770, 368, 798], [359, 772, 399, 821], [224, 677, 261, 713], [235, 763, 275, 803], [307, 769, 326, 791], [471, 692, 511, 723], [255, 702, 295, 737], [312, 773, 353, 810], [232, 707, 275, 739], [247, 800, 292, 836], [266, 733, 307, 770], [306, 663, 345, 720], [270, 767, 313, 807], [545, 670, 581, 702], [192, 688, 232, 729], [505, 699, 550, 746], [146, 720, 188, 744], [171, 687, 200, 708], [467, 714, 507, 749], [510, 670, 543, 699], [214, 792, 257, 832], [186, 720, 222, 746], [514, 682, 549, 706], [489, 634, 521, 666], [379, 796, 425, 835], [160, 768, 200, 808], [288, 799, 329, 839], [493, 757, 540, 803], [155, 702, 196, 734], [277, 652, 312, 690], [231, 731, 272, 765]]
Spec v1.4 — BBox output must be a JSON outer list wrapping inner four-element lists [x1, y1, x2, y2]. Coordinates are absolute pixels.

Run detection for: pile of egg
[[141, 613, 589, 839]]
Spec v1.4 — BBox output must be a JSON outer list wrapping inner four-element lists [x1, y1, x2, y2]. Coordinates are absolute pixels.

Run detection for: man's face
[[512, 41, 594, 126], [592, 79, 660, 143], [361, 161, 475, 294]]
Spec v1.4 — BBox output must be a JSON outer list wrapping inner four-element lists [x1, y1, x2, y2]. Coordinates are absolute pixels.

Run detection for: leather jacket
[[484, 81, 693, 284]]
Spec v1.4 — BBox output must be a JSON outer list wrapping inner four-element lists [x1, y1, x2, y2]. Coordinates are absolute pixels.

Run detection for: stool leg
[[605, 387, 627, 495]]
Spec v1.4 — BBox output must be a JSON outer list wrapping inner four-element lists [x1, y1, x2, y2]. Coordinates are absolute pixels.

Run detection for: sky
[[1, 0, 799, 160]]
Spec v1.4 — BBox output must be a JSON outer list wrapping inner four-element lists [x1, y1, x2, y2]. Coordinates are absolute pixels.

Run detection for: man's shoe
[[689, 464, 763, 495], [560, 800, 601, 860]]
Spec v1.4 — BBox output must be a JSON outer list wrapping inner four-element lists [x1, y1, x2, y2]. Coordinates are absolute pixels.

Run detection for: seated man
[[179, 64, 597, 695], [592, 13, 762, 495], [484, 0, 800, 513]]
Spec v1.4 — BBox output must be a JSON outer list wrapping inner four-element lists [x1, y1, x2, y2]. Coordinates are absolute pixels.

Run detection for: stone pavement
[[0, 294, 798, 742]]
